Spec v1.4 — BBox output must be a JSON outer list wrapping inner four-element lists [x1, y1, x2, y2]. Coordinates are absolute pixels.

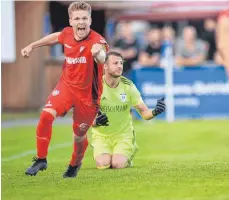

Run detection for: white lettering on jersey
[[65, 56, 87, 64]]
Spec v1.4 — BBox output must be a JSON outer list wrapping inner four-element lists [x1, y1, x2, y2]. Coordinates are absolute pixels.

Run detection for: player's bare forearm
[[134, 102, 155, 120], [94, 49, 106, 64], [91, 44, 106, 64], [31, 32, 61, 49], [135, 98, 166, 120], [21, 32, 61, 58], [140, 109, 155, 120]]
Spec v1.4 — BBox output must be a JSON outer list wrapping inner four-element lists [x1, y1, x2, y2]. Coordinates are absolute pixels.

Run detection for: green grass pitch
[[2, 120, 229, 200]]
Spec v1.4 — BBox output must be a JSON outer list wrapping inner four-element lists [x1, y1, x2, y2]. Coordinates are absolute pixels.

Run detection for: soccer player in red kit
[[21, 1, 108, 178], [216, 8, 229, 77]]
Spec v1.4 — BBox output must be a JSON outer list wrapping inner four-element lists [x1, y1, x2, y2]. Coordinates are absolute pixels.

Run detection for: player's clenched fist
[[152, 97, 166, 116], [21, 45, 33, 58], [91, 43, 103, 56]]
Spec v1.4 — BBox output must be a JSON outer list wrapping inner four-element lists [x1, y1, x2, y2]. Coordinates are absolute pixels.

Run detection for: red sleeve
[[94, 35, 109, 52], [58, 27, 68, 44]]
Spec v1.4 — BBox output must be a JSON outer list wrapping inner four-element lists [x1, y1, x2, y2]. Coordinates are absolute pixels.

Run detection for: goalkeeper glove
[[152, 97, 166, 117], [95, 111, 109, 126]]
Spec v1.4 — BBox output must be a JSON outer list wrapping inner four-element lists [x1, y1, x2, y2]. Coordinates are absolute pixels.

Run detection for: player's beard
[[109, 72, 122, 78]]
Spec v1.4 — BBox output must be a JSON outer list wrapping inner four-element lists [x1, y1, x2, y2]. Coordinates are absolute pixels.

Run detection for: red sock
[[36, 111, 55, 159], [70, 136, 88, 166]]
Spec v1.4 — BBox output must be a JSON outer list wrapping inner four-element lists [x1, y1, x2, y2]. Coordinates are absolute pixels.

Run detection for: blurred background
[[1, 0, 229, 120]]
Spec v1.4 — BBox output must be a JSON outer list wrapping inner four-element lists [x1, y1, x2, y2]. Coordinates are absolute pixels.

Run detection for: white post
[[162, 41, 175, 123]]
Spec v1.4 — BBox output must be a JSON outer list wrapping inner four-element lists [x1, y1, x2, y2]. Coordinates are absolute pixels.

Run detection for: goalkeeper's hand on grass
[[152, 97, 166, 117], [95, 111, 109, 126]]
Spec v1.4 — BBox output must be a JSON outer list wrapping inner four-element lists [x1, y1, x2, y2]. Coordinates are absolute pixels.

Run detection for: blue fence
[[132, 66, 229, 120]]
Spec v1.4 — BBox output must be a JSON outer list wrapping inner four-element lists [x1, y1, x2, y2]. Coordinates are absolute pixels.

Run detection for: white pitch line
[[2, 142, 72, 162]]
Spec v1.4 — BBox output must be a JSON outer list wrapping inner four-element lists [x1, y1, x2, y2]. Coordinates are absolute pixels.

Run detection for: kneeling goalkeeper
[[91, 51, 165, 169]]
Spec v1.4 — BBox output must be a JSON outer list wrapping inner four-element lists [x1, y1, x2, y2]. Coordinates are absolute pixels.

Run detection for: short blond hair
[[68, 1, 92, 17]]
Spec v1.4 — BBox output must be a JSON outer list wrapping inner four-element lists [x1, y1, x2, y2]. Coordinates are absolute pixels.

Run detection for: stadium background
[[1, 1, 228, 114], [1, 1, 229, 200]]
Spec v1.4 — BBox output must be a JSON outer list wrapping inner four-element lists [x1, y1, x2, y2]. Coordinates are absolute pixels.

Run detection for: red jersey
[[58, 27, 109, 106]]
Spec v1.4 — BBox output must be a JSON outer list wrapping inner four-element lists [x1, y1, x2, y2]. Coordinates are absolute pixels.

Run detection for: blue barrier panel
[[132, 66, 229, 120]]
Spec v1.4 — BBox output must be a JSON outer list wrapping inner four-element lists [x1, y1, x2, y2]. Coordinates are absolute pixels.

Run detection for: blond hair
[[68, 1, 92, 17]]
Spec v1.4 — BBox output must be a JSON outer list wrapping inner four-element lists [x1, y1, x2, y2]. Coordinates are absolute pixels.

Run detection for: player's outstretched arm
[[21, 32, 61, 58], [91, 43, 106, 64], [92, 111, 109, 127], [134, 98, 166, 120]]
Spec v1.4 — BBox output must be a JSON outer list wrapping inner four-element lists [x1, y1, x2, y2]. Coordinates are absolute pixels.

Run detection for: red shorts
[[44, 80, 99, 132]]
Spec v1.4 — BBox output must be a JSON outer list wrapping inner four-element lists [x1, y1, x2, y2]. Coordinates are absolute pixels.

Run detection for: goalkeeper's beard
[[107, 70, 122, 78], [109, 73, 121, 78]]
